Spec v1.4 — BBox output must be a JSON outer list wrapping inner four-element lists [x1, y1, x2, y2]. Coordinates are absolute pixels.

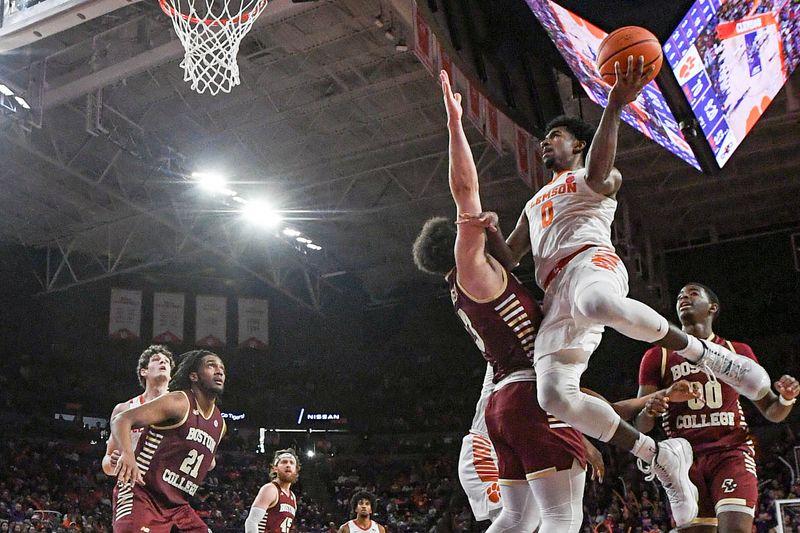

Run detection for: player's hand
[[608, 55, 654, 108], [114, 451, 144, 486], [440, 70, 463, 123], [584, 439, 605, 483], [456, 211, 499, 232], [643, 390, 671, 418], [108, 449, 121, 469], [775, 375, 800, 401], [665, 380, 702, 403]]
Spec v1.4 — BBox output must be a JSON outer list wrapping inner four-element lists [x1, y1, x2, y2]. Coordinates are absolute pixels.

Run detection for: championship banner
[[195, 295, 227, 347], [412, 1, 435, 74], [485, 101, 503, 153], [109, 288, 142, 340], [437, 42, 454, 81], [515, 126, 533, 189], [465, 79, 484, 130], [238, 297, 269, 350], [152, 292, 184, 344]]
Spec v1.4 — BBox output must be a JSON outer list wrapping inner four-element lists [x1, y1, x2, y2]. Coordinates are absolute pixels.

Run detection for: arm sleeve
[[638, 347, 664, 387], [244, 507, 266, 533]]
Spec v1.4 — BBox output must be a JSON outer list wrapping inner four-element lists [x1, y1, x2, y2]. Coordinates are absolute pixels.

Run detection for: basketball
[[596, 26, 663, 86]]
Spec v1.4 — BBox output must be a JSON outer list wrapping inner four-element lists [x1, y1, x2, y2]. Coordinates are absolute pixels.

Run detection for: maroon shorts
[[485, 380, 586, 481], [113, 485, 208, 533], [691, 445, 758, 519]]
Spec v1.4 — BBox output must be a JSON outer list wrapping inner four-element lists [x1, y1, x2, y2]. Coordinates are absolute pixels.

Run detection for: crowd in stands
[[2, 417, 800, 533]]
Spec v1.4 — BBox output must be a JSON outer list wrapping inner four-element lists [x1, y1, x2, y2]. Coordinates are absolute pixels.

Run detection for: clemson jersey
[[524, 168, 617, 289]]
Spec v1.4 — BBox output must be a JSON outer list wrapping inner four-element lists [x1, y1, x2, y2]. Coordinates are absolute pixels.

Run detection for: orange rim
[[158, 0, 268, 26]]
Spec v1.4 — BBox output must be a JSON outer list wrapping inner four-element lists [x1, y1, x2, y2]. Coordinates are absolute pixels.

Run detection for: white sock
[[630, 433, 657, 463], [676, 335, 703, 363]]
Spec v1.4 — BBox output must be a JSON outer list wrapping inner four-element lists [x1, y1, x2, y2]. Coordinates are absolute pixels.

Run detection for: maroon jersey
[[639, 335, 757, 454], [446, 267, 543, 382], [260, 482, 297, 533], [133, 390, 225, 507]]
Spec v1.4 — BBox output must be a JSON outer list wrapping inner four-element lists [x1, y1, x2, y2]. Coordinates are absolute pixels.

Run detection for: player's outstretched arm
[[457, 209, 531, 270], [585, 55, 654, 197], [245, 483, 280, 533], [631, 381, 701, 432], [102, 401, 128, 476], [753, 375, 799, 422], [583, 436, 605, 482], [110, 391, 190, 485], [440, 70, 503, 298]]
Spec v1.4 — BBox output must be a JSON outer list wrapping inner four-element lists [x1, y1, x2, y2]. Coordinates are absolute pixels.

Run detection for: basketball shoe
[[638, 438, 698, 527], [697, 339, 771, 400]]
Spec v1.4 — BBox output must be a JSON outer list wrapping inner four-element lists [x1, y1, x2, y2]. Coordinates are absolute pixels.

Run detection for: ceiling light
[[232, 196, 247, 204], [395, 41, 408, 52], [192, 172, 230, 194], [242, 200, 283, 228], [306, 243, 322, 251], [283, 228, 301, 237], [306, 450, 315, 458], [296, 237, 311, 244], [373, 16, 384, 28], [0, 84, 13, 96], [14, 96, 30, 109], [384, 29, 395, 40]]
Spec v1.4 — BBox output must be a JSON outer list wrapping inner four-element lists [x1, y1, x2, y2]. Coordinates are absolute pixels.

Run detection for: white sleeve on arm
[[244, 506, 266, 533]]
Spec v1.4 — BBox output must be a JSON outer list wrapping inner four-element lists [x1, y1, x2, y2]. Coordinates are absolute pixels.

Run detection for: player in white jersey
[[458, 363, 505, 523], [338, 492, 385, 533], [102, 345, 174, 476], [458, 56, 772, 528]]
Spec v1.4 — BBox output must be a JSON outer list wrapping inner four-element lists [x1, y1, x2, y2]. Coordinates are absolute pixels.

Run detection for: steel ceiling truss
[[4, 125, 331, 314]]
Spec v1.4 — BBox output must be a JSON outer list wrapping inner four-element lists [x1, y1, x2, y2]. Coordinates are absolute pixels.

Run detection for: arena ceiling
[[0, 0, 798, 313]]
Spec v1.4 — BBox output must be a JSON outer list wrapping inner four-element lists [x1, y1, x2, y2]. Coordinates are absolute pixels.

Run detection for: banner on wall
[[109, 289, 142, 340], [412, 2, 435, 73], [195, 295, 226, 347], [153, 292, 184, 344], [238, 298, 269, 350]]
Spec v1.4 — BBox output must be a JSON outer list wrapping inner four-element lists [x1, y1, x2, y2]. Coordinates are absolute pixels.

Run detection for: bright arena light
[[306, 243, 322, 251], [282, 228, 301, 237], [296, 237, 311, 244], [242, 200, 283, 228], [306, 450, 315, 458], [14, 96, 30, 109], [0, 84, 13, 96], [192, 172, 235, 195]]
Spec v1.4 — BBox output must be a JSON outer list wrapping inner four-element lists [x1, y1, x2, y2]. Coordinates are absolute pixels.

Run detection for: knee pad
[[536, 367, 580, 420], [575, 284, 623, 325], [489, 508, 524, 532]]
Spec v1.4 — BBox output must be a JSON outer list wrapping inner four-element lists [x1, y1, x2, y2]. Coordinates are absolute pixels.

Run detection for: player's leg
[[485, 385, 541, 533], [708, 448, 758, 533], [457, 433, 503, 523], [485, 483, 539, 533], [572, 250, 770, 400], [112, 487, 172, 533], [173, 505, 211, 533], [535, 356, 698, 526], [527, 459, 585, 533], [677, 455, 718, 532]]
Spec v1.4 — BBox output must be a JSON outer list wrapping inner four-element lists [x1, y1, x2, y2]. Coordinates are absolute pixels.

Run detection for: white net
[[159, 0, 269, 95]]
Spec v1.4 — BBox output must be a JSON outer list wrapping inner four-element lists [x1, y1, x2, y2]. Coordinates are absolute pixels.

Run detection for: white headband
[[273, 452, 296, 465]]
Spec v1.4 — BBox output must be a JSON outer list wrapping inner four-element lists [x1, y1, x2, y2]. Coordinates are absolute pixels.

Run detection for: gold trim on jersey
[[498, 479, 528, 486], [526, 467, 557, 480], [151, 391, 190, 430], [456, 267, 508, 304], [688, 517, 719, 526]]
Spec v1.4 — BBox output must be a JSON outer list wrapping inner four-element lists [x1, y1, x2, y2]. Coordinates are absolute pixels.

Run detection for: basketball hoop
[[159, 0, 269, 95]]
